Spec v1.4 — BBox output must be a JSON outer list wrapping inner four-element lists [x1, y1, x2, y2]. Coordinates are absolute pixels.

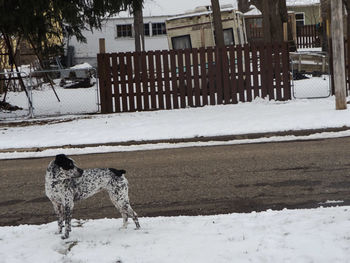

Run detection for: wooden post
[[331, 0, 347, 110], [99, 38, 106, 54], [283, 22, 288, 42]]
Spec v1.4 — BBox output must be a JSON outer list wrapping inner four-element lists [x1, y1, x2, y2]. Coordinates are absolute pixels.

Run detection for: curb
[[1, 126, 350, 154]]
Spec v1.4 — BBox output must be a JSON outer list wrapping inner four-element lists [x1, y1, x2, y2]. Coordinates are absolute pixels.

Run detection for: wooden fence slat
[[192, 48, 201, 107], [199, 47, 208, 106], [228, 45, 238, 104], [133, 52, 143, 111], [177, 50, 186, 108], [236, 45, 245, 102], [222, 47, 230, 104], [141, 51, 149, 110], [258, 44, 268, 98], [147, 51, 157, 109], [111, 54, 121, 113], [215, 47, 223, 104], [118, 53, 128, 112], [162, 50, 172, 109], [207, 47, 216, 105], [251, 45, 259, 99], [244, 44, 252, 102], [170, 50, 179, 109], [266, 44, 274, 100], [184, 49, 193, 107], [126, 52, 135, 112], [281, 42, 291, 100], [155, 50, 164, 110], [273, 43, 282, 101]]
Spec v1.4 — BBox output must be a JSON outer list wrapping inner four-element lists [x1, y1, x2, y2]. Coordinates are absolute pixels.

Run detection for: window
[[144, 23, 150, 36], [223, 28, 235, 46], [171, 35, 192, 50], [152, 23, 166, 36], [295, 12, 305, 26], [116, 24, 132, 37]]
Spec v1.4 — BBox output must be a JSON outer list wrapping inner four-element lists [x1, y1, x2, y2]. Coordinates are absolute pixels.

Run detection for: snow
[[0, 206, 349, 263], [1, 96, 350, 152], [112, 0, 319, 17]]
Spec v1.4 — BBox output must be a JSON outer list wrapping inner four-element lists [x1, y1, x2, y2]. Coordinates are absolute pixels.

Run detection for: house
[[286, 0, 321, 26], [244, 0, 320, 44], [67, 0, 239, 67], [166, 5, 247, 50]]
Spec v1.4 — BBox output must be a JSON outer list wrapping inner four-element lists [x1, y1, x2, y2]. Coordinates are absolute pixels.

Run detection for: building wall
[[166, 9, 246, 49], [287, 5, 321, 25], [69, 16, 170, 67]]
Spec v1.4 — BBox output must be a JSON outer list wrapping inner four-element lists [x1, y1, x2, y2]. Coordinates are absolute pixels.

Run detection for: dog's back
[[73, 168, 128, 201]]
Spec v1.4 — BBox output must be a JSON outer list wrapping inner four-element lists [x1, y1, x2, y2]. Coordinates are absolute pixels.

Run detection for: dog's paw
[[119, 225, 128, 230]]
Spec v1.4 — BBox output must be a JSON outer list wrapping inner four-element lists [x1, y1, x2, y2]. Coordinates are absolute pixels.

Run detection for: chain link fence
[[290, 51, 331, 99], [0, 67, 100, 120]]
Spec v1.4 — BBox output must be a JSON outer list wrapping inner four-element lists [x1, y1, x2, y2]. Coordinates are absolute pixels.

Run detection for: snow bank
[[0, 206, 349, 263]]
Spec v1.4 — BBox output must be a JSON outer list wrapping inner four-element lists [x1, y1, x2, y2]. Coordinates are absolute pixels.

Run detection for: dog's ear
[[55, 154, 74, 170]]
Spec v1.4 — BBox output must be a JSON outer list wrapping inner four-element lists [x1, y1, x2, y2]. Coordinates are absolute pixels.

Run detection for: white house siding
[[69, 16, 170, 67]]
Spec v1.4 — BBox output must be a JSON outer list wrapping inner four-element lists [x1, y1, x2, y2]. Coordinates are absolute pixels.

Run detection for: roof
[[286, 0, 320, 6], [111, 0, 320, 18]]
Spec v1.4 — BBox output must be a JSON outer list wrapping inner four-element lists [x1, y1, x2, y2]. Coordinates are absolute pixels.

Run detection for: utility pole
[[331, 0, 347, 110], [211, 0, 225, 47]]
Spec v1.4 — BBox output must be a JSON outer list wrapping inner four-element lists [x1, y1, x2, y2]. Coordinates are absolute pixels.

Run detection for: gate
[[97, 42, 291, 114]]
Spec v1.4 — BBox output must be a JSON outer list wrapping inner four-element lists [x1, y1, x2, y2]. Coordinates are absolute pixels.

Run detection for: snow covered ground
[[1, 95, 350, 160], [1, 71, 350, 262], [1, 206, 350, 263]]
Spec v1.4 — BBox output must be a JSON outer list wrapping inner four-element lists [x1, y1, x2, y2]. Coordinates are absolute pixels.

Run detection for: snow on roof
[[111, 0, 238, 18], [286, 0, 320, 6], [167, 7, 241, 21], [110, 0, 319, 19]]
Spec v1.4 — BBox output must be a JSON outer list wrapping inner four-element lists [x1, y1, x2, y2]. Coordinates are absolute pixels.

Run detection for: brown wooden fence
[[296, 25, 321, 49], [97, 42, 291, 113]]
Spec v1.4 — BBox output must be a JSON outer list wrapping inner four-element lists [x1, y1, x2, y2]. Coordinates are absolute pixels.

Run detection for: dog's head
[[54, 154, 83, 178]]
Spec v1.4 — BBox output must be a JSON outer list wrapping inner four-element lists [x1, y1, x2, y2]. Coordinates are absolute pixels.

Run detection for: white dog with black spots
[[45, 154, 140, 239]]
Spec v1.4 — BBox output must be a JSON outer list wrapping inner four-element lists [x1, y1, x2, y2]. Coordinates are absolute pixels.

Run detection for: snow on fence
[[97, 42, 291, 114]]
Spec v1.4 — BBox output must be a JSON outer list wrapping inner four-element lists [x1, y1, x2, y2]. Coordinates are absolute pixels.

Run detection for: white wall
[[69, 16, 170, 67]]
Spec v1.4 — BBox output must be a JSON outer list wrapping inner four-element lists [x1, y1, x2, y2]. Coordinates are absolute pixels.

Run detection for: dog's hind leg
[[52, 202, 64, 234], [108, 193, 140, 229]]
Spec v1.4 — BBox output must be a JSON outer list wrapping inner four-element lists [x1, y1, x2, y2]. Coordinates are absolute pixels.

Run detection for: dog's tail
[[109, 168, 126, 177]]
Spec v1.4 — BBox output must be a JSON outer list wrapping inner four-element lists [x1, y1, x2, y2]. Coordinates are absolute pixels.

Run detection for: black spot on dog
[[55, 154, 74, 170], [109, 168, 126, 177]]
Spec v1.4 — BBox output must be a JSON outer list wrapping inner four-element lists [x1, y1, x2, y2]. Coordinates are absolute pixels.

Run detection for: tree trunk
[[134, 8, 141, 52], [262, 0, 272, 43], [238, 0, 250, 13], [211, 0, 225, 47]]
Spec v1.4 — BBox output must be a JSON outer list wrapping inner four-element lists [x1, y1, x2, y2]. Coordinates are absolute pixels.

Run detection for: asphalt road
[[1, 137, 350, 226]]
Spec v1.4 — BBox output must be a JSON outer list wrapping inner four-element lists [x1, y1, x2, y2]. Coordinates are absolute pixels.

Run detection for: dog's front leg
[[62, 201, 74, 239], [52, 202, 64, 234]]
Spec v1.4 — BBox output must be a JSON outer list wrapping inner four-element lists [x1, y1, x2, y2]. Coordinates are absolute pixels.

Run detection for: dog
[[45, 154, 140, 239]]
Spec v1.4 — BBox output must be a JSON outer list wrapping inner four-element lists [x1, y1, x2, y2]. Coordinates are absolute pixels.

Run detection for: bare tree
[[239, 0, 295, 49], [132, 1, 145, 52], [238, 0, 250, 13]]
